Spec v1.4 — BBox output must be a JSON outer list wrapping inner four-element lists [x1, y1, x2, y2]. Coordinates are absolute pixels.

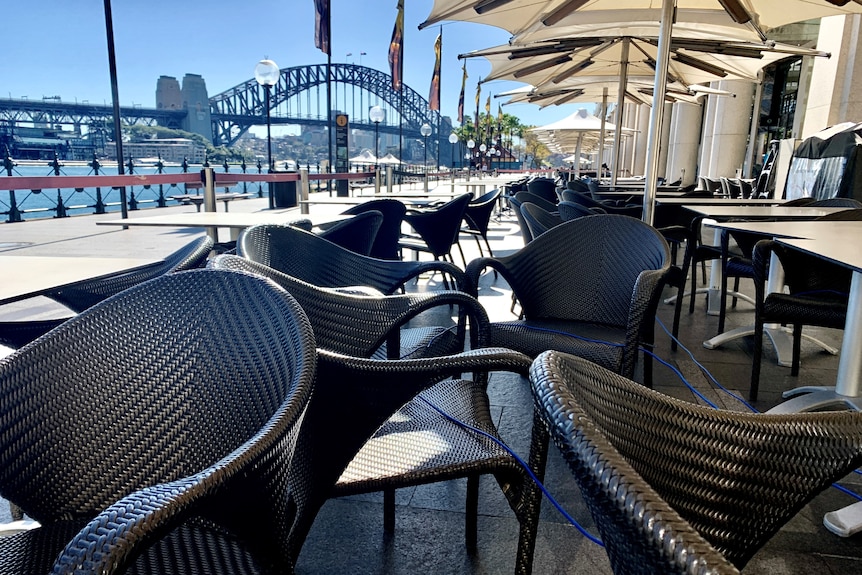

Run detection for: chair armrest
[[52, 474, 216, 574], [464, 257, 513, 297]]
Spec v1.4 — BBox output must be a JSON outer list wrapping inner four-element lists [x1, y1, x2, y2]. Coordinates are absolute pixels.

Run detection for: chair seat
[[0, 519, 266, 575], [487, 319, 626, 373], [335, 377, 521, 494], [762, 293, 848, 328], [369, 326, 460, 360]]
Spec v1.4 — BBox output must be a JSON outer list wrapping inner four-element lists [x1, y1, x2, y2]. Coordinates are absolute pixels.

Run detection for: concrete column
[[667, 102, 703, 187], [804, 14, 862, 138], [707, 79, 756, 179], [657, 102, 673, 181], [699, 84, 719, 177], [632, 104, 650, 177]]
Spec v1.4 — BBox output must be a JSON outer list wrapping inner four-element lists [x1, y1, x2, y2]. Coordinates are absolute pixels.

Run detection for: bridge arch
[[209, 63, 450, 151]]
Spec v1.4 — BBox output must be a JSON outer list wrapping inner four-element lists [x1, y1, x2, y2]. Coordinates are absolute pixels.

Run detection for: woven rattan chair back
[[530, 350, 862, 571], [317, 209, 383, 256], [526, 178, 558, 204], [465, 214, 670, 379], [520, 202, 562, 238], [514, 191, 557, 213], [210, 254, 483, 359], [507, 195, 533, 245], [46, 235, 213, 313], [341, 199, 406, 260], [400, 193, 472, 261], [238, 223, 466, 293], [0, 268, 317, 574], [557, 200, 598, 221], [463, 189, 501, 257], [808, 197, 862, 207]]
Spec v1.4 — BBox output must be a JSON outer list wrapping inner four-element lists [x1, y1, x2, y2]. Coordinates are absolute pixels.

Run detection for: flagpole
[[103, 0, 128, 220], [326, 5, 333, 195], [436, 26, 442, 170]]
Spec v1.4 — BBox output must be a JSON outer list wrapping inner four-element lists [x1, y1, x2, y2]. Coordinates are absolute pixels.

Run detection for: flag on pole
[[428, 31, 442, 111], [497, 103, 503, 124], [485, 94, 491, 114], [474, 80, 481, 136], [457, 62, 467, 124], [313, 0, 330, 55], [388, 0, 405, 91]]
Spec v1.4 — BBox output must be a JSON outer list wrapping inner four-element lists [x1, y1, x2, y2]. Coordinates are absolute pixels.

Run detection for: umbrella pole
[[611, 38, 630, 187], [597, 88, 607, 183], [575, 133, 583, 178], [642, 0, 675, 226]]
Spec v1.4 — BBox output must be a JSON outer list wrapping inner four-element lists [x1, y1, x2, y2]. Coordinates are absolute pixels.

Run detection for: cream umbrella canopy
[[422, 0, 862, 224]]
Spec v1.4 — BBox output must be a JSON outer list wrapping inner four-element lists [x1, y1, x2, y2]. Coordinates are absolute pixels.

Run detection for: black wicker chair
[[0, 236, 214, 349], [317, 209, 383, 256], [465, 215, 670, 383], [463, 189, 502, 258], [238, 223, 466, 293], [526, 177, 558, 204], [808, 197, 862, 208], [208, 255, 541, 574], [749, 239, 852, 401], [520, 202, 562, 238], [339, 198, 406, 260], [507, 195, 533, 245], [557, 200, 601, 221], [514, 191, 558, 213], [399, 193, 472, 270], [0, 268, 317, 574], [530, 350, 862, 573]]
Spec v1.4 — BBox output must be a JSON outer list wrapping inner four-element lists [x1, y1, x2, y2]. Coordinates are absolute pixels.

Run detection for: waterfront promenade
[[1, 187, 861, 573]]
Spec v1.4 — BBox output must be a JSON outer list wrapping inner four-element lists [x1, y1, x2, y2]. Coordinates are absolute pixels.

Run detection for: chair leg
[[671, 284, 684, 352], [732, 276, 740, 308], [791, 323, 803, 376], [465, 474, 479, 551], [384, 488, 396, 533], [750, 316, 765, 402]]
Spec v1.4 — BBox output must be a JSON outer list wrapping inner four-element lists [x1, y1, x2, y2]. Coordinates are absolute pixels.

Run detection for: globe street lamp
[[369, 105, 385, 168], [448, 132, 458, 170], [466, 139, 475, 181], [254, 58, 279, 208], [479, 143, 487, 175], [420, 123, 432, 171]]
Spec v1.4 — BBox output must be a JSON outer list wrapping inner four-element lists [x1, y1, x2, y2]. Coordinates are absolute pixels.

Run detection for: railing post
[[54, 189, 67, 218], [299, 168, 310, 215], [201, 167, 218, 243], [386, 165, 394, 194], [375, 167, 381, 194], [7, 191, 22, 223]]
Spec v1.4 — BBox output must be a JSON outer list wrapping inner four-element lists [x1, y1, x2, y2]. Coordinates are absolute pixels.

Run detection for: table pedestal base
[[703, 325, 838, 366], [766, 389, 862, 414]]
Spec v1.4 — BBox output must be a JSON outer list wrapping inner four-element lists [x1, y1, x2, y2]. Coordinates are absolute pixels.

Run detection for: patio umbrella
[[421, 0, 862, 223], [349, 149, 378, 164], [462, 31, 826, 185]]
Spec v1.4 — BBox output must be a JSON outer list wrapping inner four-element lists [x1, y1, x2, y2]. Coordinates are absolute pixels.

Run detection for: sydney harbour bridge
[[0, 63, 454, 165]]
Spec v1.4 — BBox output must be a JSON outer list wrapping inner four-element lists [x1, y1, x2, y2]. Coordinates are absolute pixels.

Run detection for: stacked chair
[[462, 189, 502, 258], [530, 350, 862, 575]]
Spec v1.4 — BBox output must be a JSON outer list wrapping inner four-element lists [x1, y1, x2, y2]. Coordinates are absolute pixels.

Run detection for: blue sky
[[1, 1, 581, 131]]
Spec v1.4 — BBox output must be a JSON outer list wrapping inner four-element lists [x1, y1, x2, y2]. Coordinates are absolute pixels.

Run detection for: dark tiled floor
[[2, 192, 861, 573]]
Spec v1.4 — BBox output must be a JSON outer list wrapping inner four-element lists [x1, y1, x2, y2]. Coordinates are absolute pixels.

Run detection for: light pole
[[420, 123, 432, 173], [254, 58, 279, 209], [479, 143, 487, 176], [370, 105, 384, 169], [448, 133, 458, 170], [466, 139, 475, 181]]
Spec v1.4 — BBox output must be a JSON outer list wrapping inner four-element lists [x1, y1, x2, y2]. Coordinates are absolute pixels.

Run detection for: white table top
[[705, 219, 862, 239], [683, 205, 848, 219], [778, 235, 862, 274], [96, 212, 349, 229], [658, 197, 784, 206], [0, 255, 161, 305]]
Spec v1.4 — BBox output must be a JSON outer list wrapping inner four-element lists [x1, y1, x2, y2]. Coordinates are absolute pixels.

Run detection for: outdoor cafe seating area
[[2, 173, 862, 574]]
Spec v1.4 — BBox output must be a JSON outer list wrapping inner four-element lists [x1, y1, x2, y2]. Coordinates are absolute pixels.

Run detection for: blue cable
[[416, 394, 605, 547]]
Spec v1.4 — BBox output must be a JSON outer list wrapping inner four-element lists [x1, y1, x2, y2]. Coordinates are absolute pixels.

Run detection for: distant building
[[112, 138, 206, 164], [180, 74, 212, 143], [156, 76, 182, 110]]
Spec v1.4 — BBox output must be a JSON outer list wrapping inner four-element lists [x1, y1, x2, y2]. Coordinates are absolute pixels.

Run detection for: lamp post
[[466, 139, 475, 181], [254, 58, 279, 209], [479, 143, 487, 177], [420, 123, 432, 172], [448, 133, 458, 170], [370, 105, 384, 169]]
